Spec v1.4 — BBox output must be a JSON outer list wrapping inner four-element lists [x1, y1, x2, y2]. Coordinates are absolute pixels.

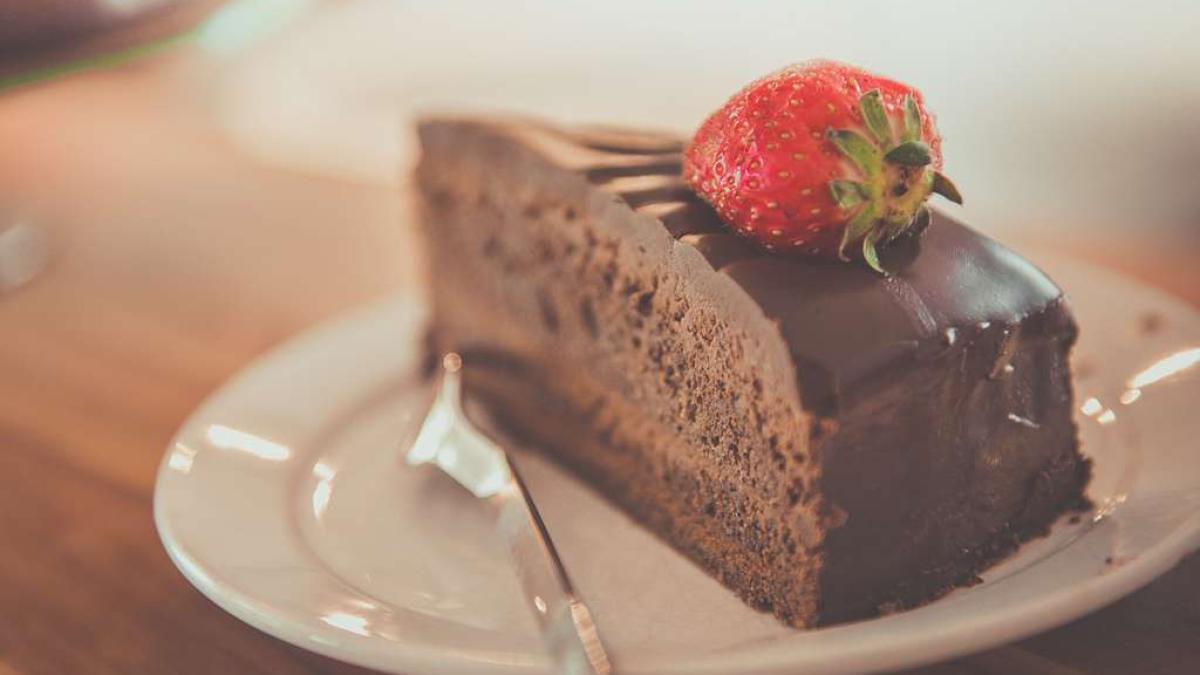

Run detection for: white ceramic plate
[[155, 251, 1200, 675]]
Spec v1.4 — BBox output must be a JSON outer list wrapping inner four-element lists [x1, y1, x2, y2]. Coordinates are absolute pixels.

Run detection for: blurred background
[[218, 0, 1200, 231], [1, 4, 1197, 674], [1, 0, 1197, 301]]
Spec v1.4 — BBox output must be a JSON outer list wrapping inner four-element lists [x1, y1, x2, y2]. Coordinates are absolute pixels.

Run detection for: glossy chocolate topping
[[516, 121, 1065, 411]]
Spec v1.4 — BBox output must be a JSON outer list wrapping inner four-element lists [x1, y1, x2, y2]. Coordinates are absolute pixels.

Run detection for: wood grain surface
[[0, 37, 1197, 675]]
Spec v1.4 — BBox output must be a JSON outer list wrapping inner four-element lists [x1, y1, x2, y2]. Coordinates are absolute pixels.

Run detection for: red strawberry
[[683, 60, 962, 273]]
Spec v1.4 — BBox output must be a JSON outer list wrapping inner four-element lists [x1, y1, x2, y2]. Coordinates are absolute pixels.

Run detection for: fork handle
[[494, 455, 615, 675]]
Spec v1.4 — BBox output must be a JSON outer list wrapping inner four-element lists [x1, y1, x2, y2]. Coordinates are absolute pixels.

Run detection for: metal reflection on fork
[[406, 353, 615, 675]]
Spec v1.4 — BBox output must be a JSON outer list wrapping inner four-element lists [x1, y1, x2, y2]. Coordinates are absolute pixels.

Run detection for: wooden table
[[0, 45, 1196, 675]]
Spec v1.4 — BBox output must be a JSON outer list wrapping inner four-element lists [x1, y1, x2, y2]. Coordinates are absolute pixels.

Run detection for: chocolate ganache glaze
[[417, 117, 1091, 624], [556, 123, 1064, 402]]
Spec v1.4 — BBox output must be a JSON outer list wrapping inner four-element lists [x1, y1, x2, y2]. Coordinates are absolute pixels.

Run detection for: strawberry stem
[[932, 171, 964, 204]]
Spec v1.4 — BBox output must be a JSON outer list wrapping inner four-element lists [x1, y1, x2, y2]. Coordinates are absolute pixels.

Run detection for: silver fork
[[406, 353, 614, 675]]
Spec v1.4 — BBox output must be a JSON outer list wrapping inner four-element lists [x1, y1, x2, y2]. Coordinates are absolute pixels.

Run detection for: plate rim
[[154, 296, 547, 675], [155, 255, 1200, 675]]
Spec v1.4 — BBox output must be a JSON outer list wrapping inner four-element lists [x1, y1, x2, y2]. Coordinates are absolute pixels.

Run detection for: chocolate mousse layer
[[414, 117, 1090, 626]]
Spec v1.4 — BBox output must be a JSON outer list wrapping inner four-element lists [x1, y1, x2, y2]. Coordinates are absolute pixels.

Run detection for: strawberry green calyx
[[825, 91, 963, 274], [683, 61, 961, 265]]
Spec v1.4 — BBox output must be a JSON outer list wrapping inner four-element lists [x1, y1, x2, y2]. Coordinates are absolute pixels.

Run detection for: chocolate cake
[[414, 117, 1091, 627]]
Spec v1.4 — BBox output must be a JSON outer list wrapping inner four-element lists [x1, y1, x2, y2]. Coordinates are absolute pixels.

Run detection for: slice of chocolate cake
[[414, 116, 1090, 626]]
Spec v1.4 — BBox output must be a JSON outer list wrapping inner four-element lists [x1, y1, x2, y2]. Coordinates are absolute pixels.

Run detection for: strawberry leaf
[[859, 90, 892, 147], [884, 141, 932, 167], [838, 204, 878, 261], [891, 205, 933, 240], [830, 179, 868, 207], [911, 205, 932, 235], [932, 171, 964, 204], [862, 228, 887, 275], [903, 95, 921, 142], [827, 129, 881, 179]]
